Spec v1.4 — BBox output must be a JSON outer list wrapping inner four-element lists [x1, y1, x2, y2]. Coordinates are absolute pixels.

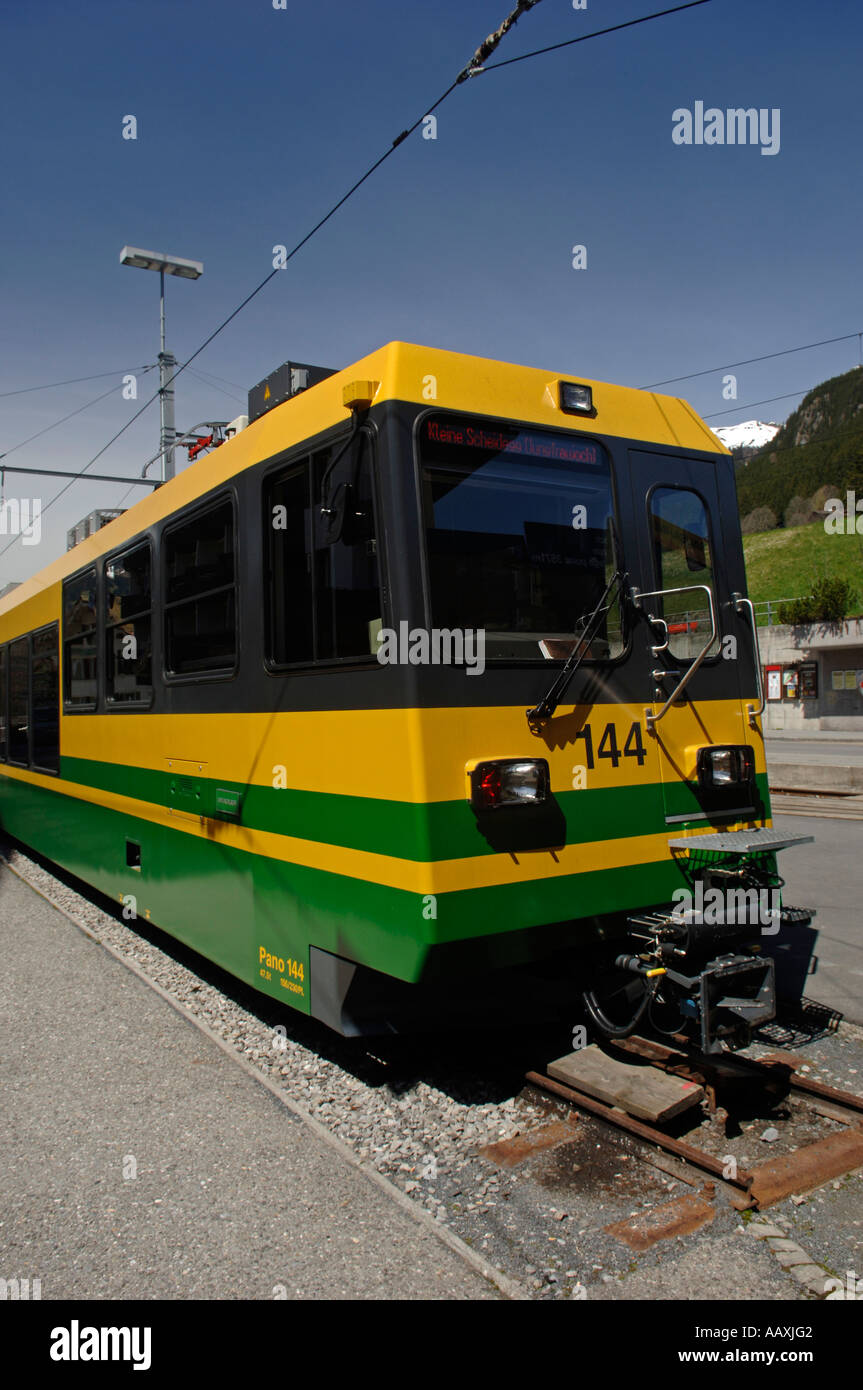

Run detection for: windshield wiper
[[526, 570, 625, 733]]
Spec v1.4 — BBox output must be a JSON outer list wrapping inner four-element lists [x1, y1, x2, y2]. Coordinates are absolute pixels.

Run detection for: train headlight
[[469, 758, 550, 812], [559, 381, 594, 415], [697, 745, 755, 789]]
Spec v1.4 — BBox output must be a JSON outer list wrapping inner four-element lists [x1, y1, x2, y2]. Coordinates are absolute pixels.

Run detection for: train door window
[[31, 625, 60, 773], [649, 487, 718, 659], [266, 462, 314, 665], [8, 636, 29, 766], [312, 437, 380, 660], [164, 498, 236, 676], [63, 567, 98, 708], [106, 542, 153, 704], [0, 645, 7, 761]]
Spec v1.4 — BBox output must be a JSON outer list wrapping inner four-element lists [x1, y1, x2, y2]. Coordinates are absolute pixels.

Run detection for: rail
[[663, 597, 813, 629], [527, 1037, 863, 1211]]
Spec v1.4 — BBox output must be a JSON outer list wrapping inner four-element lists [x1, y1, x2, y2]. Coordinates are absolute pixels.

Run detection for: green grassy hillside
[[742, 520, 863, 614]]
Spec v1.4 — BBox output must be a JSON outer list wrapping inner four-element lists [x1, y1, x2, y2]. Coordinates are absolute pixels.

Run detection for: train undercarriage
[[582, 828, 815, 1054]]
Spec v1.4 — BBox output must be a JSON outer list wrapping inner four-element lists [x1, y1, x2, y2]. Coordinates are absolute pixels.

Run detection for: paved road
[[772, 813, 863, 1026], [0, 867, 499, 1301]]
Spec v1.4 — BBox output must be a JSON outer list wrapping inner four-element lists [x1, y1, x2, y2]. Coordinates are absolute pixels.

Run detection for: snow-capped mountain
[[710, 420, 780, 451]]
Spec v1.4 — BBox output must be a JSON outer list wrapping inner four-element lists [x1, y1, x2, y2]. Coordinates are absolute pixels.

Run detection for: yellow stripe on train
[[56, 700, 763, 802]]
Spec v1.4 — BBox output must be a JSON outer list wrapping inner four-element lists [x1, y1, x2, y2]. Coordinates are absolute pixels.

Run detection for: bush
[[778, 576, 857, 624], [809, 483, 840, 512], [784, 495, 817, 527], [778, 596, 814, 623], [741, 506, 777, 534]]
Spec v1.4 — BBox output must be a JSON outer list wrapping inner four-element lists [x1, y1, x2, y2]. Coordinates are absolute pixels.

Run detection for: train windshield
[[418, 414, 623, 659]]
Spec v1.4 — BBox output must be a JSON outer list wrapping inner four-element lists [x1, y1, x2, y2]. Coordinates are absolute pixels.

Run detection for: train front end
[[310, 343, 812, 1050]]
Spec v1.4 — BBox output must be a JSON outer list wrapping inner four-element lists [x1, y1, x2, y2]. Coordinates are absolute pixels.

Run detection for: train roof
[[0, 340, 727, 622]]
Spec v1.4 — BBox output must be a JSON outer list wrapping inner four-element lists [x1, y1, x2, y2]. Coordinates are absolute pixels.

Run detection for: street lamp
[[119, 245, 204, 482]]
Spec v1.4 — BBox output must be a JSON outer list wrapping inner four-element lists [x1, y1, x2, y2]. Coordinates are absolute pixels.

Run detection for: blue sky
[[2, 0, 862, 583]]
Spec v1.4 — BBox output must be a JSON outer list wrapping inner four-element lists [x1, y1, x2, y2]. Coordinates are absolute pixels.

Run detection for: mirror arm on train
[[526, 570, 626, 733], [319, 410, 364, 544]]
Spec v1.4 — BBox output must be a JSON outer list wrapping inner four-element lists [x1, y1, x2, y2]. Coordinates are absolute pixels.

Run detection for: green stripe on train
[[0, 770, 681, 992], [59, 756, 769, 862]]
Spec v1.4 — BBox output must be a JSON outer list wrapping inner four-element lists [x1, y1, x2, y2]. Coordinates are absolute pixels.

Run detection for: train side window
[[266, 461, 315, 665], [649, 487, 718, 658], [63, 567, 98, 708], [266, 438, 381, 666], [0, 645, 7, 761], [164, 498, 236, 677], [312, 438, 380, 661], [8, 636, 30, 766], [31, 625, 60, 773], [106, 542, 153, 704]]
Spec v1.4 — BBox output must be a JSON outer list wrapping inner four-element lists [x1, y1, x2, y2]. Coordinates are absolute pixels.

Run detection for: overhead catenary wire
[[186, 366, 249, 396], [0, 366, 153, 398], [1, 5, 542, 559], [186, 368, 247, 406], [0, 368, 156, 462], [640, 331, 863, 390], [1, 0, 718, 562], [0, 376, 162, 565], [704, 388, 814, 420]]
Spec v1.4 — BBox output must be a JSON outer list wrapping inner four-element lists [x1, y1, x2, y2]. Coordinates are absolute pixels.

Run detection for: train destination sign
[[424, 417, 601, 465]]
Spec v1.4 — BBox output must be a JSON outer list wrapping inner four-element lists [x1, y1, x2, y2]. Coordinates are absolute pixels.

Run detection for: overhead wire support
[[0, 465, 159, 487], [458, 0, 545, 79], [475, 0, 715, 74]]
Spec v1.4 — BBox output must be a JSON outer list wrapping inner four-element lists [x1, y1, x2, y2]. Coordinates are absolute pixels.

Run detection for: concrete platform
[[769, 763, 863, 794], [766, 737, 863, 794], [0, 866, 502, 1301]]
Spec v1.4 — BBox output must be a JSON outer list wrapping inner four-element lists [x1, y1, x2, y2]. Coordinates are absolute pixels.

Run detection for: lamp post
[[119, 246, 203, 482]]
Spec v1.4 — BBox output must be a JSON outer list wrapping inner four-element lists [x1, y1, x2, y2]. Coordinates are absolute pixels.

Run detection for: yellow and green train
[[0, 342, 810, 1049]]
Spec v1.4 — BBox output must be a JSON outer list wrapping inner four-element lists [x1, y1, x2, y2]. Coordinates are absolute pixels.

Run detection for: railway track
[[526, 1037, 863, 1211]]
